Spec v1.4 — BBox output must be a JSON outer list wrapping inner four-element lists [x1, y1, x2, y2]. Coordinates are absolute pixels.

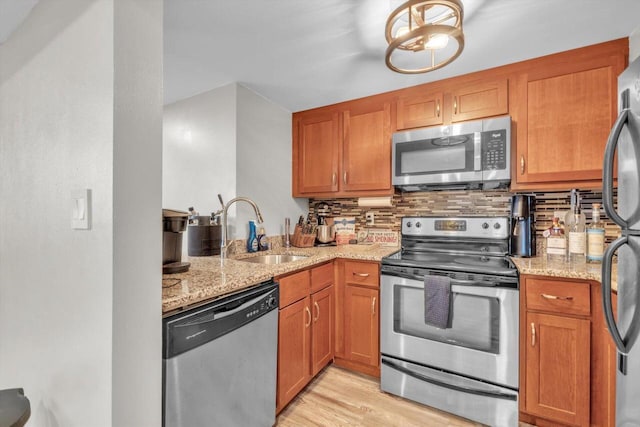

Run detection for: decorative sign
[[358, 229, 399, 247]]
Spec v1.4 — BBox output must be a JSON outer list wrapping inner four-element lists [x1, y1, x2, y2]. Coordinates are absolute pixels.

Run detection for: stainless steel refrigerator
[[602, 54, 640, 427]]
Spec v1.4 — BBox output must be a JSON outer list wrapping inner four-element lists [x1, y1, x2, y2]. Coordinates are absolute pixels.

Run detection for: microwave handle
[[474, 133, 482, 171]]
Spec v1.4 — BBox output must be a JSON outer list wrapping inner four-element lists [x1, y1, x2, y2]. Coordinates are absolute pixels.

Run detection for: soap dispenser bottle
[[247, 221, 259, 253], [257, 227, 269, 251]]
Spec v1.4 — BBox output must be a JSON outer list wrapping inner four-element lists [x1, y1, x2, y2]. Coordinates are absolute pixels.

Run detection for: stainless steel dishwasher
[[163, 280, 278, 427]]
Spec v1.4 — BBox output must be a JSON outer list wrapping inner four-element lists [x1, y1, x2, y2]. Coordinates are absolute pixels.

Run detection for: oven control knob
[[415, 222, 421, 228], [406, 222, 412, 228], [482, 222, 489, 229], [493, 222, 501, 229]]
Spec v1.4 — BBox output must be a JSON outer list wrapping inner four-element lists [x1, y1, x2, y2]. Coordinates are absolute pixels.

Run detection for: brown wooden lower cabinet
[[344, 285, 379, 367], [334, 259, 381, 377], [519, 275, 617, 427], [276, 262, 334, 413], [524, 312, 590, 426]]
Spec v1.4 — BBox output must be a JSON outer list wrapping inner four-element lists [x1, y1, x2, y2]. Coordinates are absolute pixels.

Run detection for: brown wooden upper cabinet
[[396, 78, 508, 130], [292, 100, 393, 198], [512, 40, 627, 190]]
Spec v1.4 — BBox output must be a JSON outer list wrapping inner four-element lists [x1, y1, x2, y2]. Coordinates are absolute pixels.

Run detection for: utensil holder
[[291, 225, 316, 248]]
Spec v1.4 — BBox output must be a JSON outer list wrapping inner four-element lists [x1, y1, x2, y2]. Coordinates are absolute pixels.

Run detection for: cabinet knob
[[343, 171, 348, 185], [453, 96, 458, 114], [520, 156, 525, 175], [353, 272, 370, 277], [372, 297, 377, 316], [332, 172, 337, 186], [436, 100, 441, 117], [314, 301, 320, 322]]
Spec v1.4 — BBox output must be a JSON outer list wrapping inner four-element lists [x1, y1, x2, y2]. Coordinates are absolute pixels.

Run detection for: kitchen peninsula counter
[[162, 244, 399, 315], [511, 255, 617, 291]]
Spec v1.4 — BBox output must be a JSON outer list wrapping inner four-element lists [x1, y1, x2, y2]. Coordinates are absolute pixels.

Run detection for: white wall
[[112, 1, 162, 426], [163, 83, 307, 244], [236, 85, 307, 237], [0, 0, 162, 426], [163, 83, 237, 219], [630, 26, 640, 62]]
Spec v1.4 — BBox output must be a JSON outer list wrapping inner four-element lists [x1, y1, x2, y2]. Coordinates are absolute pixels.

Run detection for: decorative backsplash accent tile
[[308, 188, 620, 243]]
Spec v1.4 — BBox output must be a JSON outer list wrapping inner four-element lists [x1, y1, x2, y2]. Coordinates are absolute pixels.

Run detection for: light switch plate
[[71, 189, 91, 230]]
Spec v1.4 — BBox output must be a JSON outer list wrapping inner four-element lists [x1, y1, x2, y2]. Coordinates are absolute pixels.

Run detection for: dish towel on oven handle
[[424, 274, 452, 329]]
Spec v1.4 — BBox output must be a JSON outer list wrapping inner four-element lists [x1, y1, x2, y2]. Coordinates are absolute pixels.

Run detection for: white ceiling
[[3, 1, 640, 113], [164, 0, 640, 112], [0, 0, 38, 44]]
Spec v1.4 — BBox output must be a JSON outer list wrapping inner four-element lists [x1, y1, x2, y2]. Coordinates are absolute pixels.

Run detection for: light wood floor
[[276, 365, 485, 427]]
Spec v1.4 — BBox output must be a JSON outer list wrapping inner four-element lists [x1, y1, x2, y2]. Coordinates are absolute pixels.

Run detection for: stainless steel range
[[380, 216, 519, 426]]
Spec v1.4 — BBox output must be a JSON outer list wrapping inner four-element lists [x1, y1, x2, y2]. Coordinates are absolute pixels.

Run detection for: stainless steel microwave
[[392, 116, 511, 191]]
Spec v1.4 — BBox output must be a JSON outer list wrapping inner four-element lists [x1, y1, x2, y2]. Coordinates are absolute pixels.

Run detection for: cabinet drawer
[[278, 270, 311, 308], [344, 261, 379, 288], [311, 262, 334, 293], [526, 278, 590, 317]]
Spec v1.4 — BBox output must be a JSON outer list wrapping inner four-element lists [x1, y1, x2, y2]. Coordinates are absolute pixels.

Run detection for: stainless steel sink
[[238, 254, 309, 264]]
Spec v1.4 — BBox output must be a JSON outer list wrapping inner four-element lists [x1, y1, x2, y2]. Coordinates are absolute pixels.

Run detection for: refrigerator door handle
[[602, 235, 628, 355], [603, 106, 630, 228]]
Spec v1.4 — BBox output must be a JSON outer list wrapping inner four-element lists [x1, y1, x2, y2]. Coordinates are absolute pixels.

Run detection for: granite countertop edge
[[162, 245, 400, 315], [510, 255, 617, 292], [163, 247, 617, 316]]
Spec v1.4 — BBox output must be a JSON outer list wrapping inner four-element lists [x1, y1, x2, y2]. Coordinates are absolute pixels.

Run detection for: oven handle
[[382, 270, 513, 288], [381, 358, 517, 401]]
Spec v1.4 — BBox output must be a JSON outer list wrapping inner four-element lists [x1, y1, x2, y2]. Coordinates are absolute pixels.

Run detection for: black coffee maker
[[510, 194, 536, 257], [163, 209, 191, 274]]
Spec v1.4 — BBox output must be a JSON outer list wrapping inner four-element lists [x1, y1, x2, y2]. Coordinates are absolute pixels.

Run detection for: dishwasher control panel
[[163, 280, 279, 358]]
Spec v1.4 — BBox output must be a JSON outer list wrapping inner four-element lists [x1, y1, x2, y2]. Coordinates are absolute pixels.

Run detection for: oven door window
[[393, 285, 500, 354], [395, 134, 476, 176]]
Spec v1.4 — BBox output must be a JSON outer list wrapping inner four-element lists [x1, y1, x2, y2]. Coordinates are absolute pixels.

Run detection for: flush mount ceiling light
[[385, 0, 464, 74]]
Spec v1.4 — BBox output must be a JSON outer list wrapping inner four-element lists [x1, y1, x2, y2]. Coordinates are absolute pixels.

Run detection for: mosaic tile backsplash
[[309, 188, 620, 244]]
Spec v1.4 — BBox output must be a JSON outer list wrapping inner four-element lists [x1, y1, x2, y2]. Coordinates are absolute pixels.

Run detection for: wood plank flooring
[[276, 365, 484, 427]]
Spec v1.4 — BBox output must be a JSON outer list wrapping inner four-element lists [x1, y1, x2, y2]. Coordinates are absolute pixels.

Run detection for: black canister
[[188, 220, 222, 256]]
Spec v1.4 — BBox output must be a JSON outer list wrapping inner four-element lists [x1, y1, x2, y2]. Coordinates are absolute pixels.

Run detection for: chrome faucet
[[219, 195, 264, 259]]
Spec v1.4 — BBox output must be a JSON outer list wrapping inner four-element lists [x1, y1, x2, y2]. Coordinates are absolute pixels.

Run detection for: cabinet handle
[[541, 293, 574, 301], [353, 272, 370, 277], [314, 301, 320, 322], [436, 100, 441, 117], [520, 156, 525, 175], [332, 172, 337, 186], [305, 306, 311, 327], [453, 96, 458, 114], [372, 297, 377, 316], [343, 171, 347, 184], [531, 322, 536, 347]]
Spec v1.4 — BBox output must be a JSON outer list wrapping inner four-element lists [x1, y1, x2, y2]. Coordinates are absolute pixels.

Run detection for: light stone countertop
[[510, 255, 618, 292], [162, 244, 400, 315]]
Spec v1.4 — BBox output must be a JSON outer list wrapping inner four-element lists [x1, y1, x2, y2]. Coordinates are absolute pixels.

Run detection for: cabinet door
[[344, 285, 379, 367], [293, 111, 340, 195], [514, 49, 625, 188], [450, 78, 508, 122], [525, 311, 590, 426], [311, 285, 334, 376], [277, 296, 311, 411], [342, 102, 392, 193], [396, 92, 444, 130]]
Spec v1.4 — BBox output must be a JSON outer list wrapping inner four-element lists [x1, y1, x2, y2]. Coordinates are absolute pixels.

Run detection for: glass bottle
[[587, 203, 605, 263], [546, 217, 567, 261], [565, 190, 586, 264]]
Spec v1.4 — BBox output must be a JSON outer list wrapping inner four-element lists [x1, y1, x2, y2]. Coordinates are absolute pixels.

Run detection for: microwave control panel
[[481, 129, 507, 170]]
